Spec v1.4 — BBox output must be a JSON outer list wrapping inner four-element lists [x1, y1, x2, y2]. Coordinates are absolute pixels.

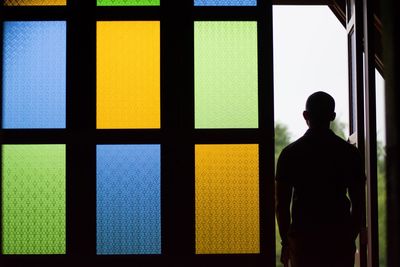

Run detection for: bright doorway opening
[[273, 5, 387, 267], [273, 5, 350, 267]]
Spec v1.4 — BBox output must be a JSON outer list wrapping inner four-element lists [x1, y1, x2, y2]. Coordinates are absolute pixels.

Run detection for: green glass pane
[[2, 145, 66, 254], [195, 21, 259, 129], [97, 0, 160, 6]]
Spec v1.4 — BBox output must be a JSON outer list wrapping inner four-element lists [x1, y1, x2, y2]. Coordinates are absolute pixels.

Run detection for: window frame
[[0, 1, 275, 266]]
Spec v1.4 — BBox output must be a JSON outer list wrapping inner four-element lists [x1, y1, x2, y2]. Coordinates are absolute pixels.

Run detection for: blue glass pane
[[194, 0, 256, 6], [2, 21, 66, 129], [96, 145, 161, 255]]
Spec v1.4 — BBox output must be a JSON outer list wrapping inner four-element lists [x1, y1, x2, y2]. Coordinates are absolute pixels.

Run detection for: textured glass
[[2, 145, 66, 254], [195, 22, 258, 128], [195, 144, 260, 254], [96, 145, 161, 254], [97, 0, 159, 6], [4, 0, 66, 5], [194, 0, 256, 6], [2, 21, 66, 129], [97, 22, 160, 129]]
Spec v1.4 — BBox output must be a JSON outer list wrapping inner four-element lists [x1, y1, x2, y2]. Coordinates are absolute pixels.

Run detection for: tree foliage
[[377, 139, 387, 267], [330, 119, 347, 140], [275, 122, 291, 162]]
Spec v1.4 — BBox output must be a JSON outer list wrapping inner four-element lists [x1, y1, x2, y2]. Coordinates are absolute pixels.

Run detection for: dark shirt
[[275, 129, 366, 234]]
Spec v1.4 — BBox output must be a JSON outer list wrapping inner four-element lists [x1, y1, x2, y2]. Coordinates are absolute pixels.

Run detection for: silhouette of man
[[275, 91, 365, 267]]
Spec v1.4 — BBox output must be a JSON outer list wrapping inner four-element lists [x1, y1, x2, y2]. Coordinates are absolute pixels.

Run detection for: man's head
[[303, 91, 336, 128]]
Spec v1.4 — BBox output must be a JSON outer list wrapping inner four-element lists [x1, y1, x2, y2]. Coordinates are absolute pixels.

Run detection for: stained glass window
[[96, 145, 161, 254], [97, 21, 160, 129], [195, 21, 259, 128], [2, 21, 66, 129], [195, 144, 260, 254], [2, 145, 66, 254], [97, 0, 160, 6], [194, 0, 257, 6], [3, 0, 66, 5]]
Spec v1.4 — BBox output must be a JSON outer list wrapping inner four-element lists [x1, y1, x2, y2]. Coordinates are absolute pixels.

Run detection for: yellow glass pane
[[195, 144, 260, 254], [4, 0, 66, 5], [97, 21, 160, 129]]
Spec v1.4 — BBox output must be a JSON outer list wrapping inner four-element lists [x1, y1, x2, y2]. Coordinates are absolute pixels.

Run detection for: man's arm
[[348, 180, 365, 240], [275, 149, 293, 266], [348, 151, 367, 239], [275, 149, 293, 244], [275, 179, 292, 245]]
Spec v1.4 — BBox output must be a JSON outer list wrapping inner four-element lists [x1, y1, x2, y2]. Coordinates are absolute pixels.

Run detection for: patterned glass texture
[[96, 145, 161, 254], [4, 0, 66, 5], [2, 21, 66, 129], [195, 22, 258, 128], [2, 145, 66, 254], [195, 144, 260, 254], [97, 0, 159, 6], [97, 22, 160, 129], [194, 0, 256, 6]]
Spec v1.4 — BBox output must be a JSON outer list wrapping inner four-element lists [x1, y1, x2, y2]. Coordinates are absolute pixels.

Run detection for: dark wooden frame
[[0, 1, 275, 266], [0, 0, 381, 266]]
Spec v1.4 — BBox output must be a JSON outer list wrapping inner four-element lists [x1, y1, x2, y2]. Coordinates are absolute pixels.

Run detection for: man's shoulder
[[279, 136, 308, 158], [330, 133, 360, 153], [281, 131, 360, 155], [282, 135, 308, 150]]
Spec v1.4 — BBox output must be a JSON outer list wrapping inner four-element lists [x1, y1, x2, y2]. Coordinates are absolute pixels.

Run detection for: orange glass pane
[[195, 144, 260, 254], [97, 21, 160, 129], [4, 0, 66, 6]]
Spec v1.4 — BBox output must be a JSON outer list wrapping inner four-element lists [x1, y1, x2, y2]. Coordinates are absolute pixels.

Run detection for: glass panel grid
[[195, 21, 259, 128], [194, 0, 257, 6], [96, 145, 161, 254], [2, 21, 66, 129], [97, 21, 160, 129], [97, 0, 160, 6], [2, 145, 66, 254], [4, 0, 66, 6], [195, 144, 260, 254]]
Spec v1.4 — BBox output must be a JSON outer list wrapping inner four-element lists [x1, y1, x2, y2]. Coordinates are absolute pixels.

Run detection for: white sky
[[272, 5, 385, 143]]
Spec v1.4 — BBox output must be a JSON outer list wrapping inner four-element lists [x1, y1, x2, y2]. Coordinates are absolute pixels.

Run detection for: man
[[275, 91, 365, 267]]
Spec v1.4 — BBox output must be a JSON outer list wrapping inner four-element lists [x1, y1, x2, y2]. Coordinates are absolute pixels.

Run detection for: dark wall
[[382, 0, 400, 265]]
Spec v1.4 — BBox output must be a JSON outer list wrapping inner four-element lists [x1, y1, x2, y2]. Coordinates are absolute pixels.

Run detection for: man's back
[[276, 129, 365, 234]]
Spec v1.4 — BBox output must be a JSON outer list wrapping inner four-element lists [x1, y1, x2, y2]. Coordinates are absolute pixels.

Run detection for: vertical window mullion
[[161, 1, 196, 262], [257, 0, 276, 266], [66, 0, 97, 257]]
